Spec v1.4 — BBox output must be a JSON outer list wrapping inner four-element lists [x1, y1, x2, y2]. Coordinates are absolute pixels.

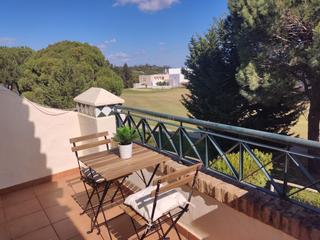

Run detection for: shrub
[[113, 126, 138, 145], [156, 81, 169, 86], [289, 188, 320, 208], [210, 149, 273, 187]]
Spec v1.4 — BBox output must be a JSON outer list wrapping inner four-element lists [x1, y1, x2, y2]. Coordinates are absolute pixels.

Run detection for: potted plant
[[113, 126, 138, 159]]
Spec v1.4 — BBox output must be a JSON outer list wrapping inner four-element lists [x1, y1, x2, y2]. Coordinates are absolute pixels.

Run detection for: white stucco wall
[[0, 87, 117, 189]]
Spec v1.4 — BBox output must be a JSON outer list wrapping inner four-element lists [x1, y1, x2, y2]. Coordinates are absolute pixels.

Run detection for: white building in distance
[[138, 73, 169, 88], [134, 68, 188, 89]]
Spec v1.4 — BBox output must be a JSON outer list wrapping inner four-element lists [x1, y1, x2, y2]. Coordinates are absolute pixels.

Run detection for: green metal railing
[[113, 105, 320, 212]]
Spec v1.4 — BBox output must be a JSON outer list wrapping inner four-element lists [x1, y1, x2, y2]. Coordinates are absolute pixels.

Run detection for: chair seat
[[81, 167, 105, 184], [124, 185, 188, 222]]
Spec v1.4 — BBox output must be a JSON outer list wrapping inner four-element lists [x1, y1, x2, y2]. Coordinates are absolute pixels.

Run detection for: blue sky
[[0, 0, 228, 66]]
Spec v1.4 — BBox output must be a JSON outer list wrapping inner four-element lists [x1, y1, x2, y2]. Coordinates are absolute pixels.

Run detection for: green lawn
[[121, 88, 308, 139], [290, 111, 308, 139], [121, 88, 189, 117]]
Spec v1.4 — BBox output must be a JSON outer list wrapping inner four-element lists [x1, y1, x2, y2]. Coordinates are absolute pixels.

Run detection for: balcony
[[0, 169, 190, 240], [0, 87, 319, 240]]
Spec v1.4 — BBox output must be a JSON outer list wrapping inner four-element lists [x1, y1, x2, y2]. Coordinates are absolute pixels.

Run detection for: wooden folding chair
[[70, 131, 128, 233], [121, 162, 202, 240]]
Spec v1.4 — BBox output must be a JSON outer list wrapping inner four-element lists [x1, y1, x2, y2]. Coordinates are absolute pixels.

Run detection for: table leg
[[146, 164, 160, 187], [89, 181, 111, 233]]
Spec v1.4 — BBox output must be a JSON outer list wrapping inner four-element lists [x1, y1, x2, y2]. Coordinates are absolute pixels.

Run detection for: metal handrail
[[117, 105, 320, 151], [113, 105, 320, 212]]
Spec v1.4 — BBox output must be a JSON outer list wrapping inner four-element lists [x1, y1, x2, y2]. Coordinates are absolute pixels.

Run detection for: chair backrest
[[148, 162, 202, 223], [151, 162, 202, 198], [69, 131, 110, 167]]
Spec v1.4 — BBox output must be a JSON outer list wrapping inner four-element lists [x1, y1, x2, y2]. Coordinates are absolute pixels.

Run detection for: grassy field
[[121, 88, 308, 139], [121, 88, 189, 117]]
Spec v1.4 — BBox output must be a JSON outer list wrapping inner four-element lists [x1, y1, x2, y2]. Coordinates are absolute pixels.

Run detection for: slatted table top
[[82, 144, 170, 181]]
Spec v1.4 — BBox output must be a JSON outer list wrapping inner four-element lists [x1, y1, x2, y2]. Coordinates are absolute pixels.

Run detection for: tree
[[122, 63, 133, 88], [228, 0, 320, 139], [182, 18, 247, 126], [18, 41, 123, 109], [0, 47, 33, 91], [184, 2, 310, 135]]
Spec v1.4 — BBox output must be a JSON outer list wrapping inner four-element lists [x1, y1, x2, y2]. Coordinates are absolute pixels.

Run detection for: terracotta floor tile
[[104, 213, 137, 239], [4, 198, 42, 221], [44, 204, 76, 223], [68, 235, 86, 240], [0, 223, 11, 240], [15, 226, 59, 240], [68, 233, 103, 240], [37, 190, 73, 209], [33, 181, 69, 196], [52, 218, 81, 240], [7, 210, 50, 239], [2, 188, 35, 206], [67, 179, 86, 194]]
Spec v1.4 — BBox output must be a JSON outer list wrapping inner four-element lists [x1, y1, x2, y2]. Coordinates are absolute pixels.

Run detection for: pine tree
[[122, 63, 133, 88], [182, 18, 247, 126], [183, 14, 306, 135], [228, 0, 320, 139], [18, 41, 123, 109], [0, 47, 33, 92]]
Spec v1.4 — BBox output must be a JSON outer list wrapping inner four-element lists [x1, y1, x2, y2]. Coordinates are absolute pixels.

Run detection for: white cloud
[[97, 38, 117, 50], [0, 37, 16, 46], [105, 38, 117, 44], [113, 0, 179, 12], [108, 52, 130, 63]]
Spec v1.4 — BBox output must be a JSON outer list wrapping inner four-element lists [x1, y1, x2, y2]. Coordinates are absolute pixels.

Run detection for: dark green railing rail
[[113, 105, 320, 212]]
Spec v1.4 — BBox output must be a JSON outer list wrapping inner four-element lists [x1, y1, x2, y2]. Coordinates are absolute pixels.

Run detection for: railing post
[[179, 122, 184, 158], [141, 120, 146, 144], [205, 134, 209, 168], [158, 123, 162, 151], [239, 143, 244, 181], [283, 153, 289, 198], [127, 111, 132, 128]]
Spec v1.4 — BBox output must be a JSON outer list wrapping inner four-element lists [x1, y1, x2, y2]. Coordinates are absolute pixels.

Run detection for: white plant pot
[[119, 143, 133, 159]]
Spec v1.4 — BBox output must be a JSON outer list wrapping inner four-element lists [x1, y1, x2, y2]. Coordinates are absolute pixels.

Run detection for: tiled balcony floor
[[0, 172, 186, 240]]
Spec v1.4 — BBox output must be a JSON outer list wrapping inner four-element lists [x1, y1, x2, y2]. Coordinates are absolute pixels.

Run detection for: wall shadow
[[0, 87, 88, 239]]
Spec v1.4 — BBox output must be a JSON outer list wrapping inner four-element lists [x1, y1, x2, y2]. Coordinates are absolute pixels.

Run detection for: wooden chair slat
[[69, 131, 109, 143], [71, 139, 111, 152], [150, 175, 194, 197], [120, 204, 146, 224], [153, 162, 202, 185], [78, 150, 110, 162]]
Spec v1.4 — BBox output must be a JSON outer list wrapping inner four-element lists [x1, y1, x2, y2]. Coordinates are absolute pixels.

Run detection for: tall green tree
[[182, 18, 247, 126], [122, 63, 133, 88], [183, 15, 305, 135], [18, 41, 123, 109], [0, 47, 33, 91], [228, 0, 320, 140]]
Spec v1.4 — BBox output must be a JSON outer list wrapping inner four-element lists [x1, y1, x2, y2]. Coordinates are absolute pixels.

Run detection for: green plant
[[210, 149, 273, 188], [289, 188, 320, 208], [156, 81, 169, 86], [113, 126, 138, 145]]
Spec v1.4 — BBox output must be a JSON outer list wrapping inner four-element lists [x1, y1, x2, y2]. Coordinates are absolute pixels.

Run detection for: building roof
[[74, 87, 124, 106]]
